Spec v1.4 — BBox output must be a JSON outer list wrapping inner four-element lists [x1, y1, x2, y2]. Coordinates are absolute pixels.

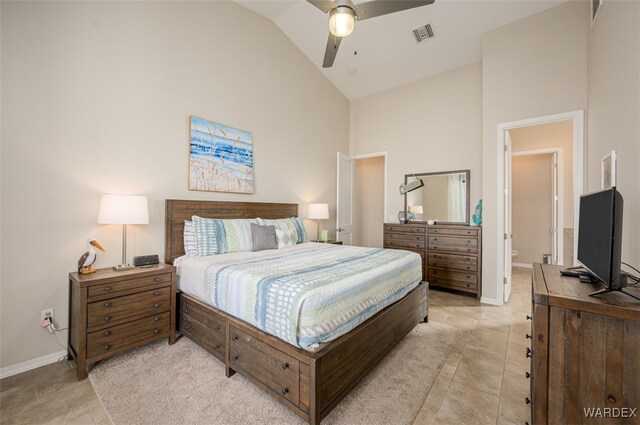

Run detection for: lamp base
[[113, 264, 136, 271]]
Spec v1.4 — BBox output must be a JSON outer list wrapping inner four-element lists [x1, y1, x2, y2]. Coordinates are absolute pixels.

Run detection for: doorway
[[497, 111, 584, 303], [336, 152, 387, 246]]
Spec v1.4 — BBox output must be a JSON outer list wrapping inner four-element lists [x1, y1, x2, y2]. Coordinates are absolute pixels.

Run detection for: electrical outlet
[[41, 308, 54, 324]]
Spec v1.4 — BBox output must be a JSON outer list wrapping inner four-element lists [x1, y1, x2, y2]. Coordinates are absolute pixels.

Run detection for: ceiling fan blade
[[355, 0, 435, 21], [307, 0, 338, 13], [322, 33, 342, 68]]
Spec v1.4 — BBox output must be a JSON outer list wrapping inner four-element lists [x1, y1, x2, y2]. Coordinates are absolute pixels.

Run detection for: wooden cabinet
[[69, 264, 177, 379], [383, 223, 482, 298], [529, 264, 640, 424]]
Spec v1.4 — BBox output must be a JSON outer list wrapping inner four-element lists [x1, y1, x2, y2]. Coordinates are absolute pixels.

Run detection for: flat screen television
[[575, 187, 638, 299]]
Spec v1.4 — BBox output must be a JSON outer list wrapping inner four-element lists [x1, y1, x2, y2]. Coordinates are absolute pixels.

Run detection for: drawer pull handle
[[185, 325, 191, 330], [104, 344, 111, 351], [526, 334, 532, 339], [215, 325, 221, 330], [282, 362, 289, 370], [104, 302, 112, 307], [467, 249, 470, 252], [525, 397, 531, 405], [154, 277, 161, 283], [232, 355, 238, 361], [154, 317, 160, 321], [104, 287, 112, 292], [104, 315, 112, 321], [214, 344, 221, 349], [281, 388, 289, 395], [153, 304, 160, 309], [185, 309, 191, 313], [153, 329, 160, 334], [525, 372, 531, 379], [103, 331, 111, 337], [526, 315, 532, 321], [154, 291, 160, 296], [526, 348, 533, 358], [434, 238, 438, 241], [232, 335, 239, 341]]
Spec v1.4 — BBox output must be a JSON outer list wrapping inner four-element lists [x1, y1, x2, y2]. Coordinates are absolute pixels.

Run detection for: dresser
[[68, 264, 177, 379], [529, 264, 640, 424], [383, 223, 482, 298]]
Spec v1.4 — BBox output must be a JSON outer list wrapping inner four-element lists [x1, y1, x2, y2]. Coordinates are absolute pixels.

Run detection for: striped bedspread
[[176, 243, 422, 348]]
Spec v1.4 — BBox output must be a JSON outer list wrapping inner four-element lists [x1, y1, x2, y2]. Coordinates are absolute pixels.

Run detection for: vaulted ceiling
[[236, 0, 565, 100]]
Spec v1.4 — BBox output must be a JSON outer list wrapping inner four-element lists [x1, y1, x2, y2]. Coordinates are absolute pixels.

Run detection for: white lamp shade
[[308, 203, 329, 220], [98, 194, 149, 224], [409, 205, 423, 214]]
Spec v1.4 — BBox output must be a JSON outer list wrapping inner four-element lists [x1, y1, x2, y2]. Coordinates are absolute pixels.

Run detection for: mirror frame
[[404, 169, 471, 225]]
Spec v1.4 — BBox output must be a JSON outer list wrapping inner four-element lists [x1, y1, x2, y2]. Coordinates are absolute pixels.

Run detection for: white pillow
[[276, 228, 297, 249], [183, 220, 197, 256]]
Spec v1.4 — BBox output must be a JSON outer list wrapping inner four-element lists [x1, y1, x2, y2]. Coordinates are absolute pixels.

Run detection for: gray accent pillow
[[251, 223, 277, 252]]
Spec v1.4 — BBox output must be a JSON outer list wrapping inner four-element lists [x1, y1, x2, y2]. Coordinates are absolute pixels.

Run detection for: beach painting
[[189, 116, 254, 194]]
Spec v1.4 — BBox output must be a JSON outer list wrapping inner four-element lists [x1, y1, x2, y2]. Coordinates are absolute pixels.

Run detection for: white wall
[[512, 154, 553, 264], [354, 157, 384, 247], [350, 62, 483, 223], [0, 1, 349, 368], [587, 0, 640, 265], [481, 1, 588, 303]]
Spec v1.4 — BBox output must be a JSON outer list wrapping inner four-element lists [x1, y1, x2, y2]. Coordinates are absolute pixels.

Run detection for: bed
[[165, 200, 429, 425]]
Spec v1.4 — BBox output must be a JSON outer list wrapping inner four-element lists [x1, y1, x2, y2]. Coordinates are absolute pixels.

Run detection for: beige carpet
[[89, 321, 457, 425]]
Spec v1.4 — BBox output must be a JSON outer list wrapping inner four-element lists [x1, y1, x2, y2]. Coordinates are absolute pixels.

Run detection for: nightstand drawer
[[86, 312, 170, 360], [87, 287, 171, 328], [88, 272, 172, 298]]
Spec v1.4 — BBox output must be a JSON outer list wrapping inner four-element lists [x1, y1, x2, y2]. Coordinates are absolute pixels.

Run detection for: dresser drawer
[[229, 326, 300, 406], [182, 298, 226, 339], [428, 268, 478, 291], [384, 225, 425, 234], [86, 312, 170, 360], [428, 227, 478, 237], [428, 236, 478, 254], [181, 314, 225, 360], [87, 287, 171, 328], [428, 253, 477, 272], [88, 273, 172, 298], [384, 232, 426, 243], [384, 239, 426, 250]]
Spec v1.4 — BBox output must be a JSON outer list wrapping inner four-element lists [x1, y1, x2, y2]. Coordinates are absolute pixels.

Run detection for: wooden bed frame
[[165, 199, 429, 424]]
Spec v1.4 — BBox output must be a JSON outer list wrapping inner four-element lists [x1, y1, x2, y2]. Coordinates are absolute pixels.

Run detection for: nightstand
[[68, 264, 177, 379]]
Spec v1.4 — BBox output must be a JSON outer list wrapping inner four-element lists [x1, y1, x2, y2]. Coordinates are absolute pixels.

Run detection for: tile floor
[[0, 267, 532, 425]]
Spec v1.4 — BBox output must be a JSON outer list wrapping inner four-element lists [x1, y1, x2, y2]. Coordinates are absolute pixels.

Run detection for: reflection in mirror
[[405, 171, 469, 224]]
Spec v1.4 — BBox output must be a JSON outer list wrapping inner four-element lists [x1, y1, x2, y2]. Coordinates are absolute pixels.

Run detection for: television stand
[[589, 274, 640, 301]]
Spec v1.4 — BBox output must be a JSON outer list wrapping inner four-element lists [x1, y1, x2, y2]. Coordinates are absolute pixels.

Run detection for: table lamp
[[98, 194, 149, 271], [308, 203, 329, 242]]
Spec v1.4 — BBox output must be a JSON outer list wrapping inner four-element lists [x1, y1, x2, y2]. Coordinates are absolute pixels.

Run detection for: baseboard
[[480, 296, 503, 306], [512, 262, 533, 269], [0, 350, 67, 379]]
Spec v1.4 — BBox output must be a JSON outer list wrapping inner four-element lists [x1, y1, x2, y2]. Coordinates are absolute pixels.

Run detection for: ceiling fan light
[[329, 6, 355, 38]]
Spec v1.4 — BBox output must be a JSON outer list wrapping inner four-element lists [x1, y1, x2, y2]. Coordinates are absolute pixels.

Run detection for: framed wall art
[[189, 116, 254, 194]]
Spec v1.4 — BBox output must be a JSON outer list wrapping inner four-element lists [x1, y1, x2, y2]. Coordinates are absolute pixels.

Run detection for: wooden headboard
[[164, 199, 299, 264]]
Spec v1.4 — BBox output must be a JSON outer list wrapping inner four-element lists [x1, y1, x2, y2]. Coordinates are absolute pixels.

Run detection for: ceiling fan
[[307, 0, 436, 68]]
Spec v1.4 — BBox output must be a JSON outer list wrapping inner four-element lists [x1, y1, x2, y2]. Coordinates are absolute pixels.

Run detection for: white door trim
[[351, 151, 388, 229], [511, 148, 564, 266], [495, 110, 584, 306]]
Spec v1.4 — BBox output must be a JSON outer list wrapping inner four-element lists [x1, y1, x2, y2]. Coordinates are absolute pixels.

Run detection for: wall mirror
[[404, 170, 470, 225]]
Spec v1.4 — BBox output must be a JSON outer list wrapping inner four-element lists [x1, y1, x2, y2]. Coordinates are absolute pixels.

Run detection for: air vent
[[413, 24, 435, 43]]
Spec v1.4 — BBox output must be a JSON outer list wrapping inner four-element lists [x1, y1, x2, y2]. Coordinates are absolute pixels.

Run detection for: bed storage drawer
[[229, 326, 300, 407], [86, 312, 170, 361], [182, 298, 226, 339], [428, 253, 477, 272], [87, 287, 171, 329], [181, 314, 226, 361], [87, 273, 173, 298]]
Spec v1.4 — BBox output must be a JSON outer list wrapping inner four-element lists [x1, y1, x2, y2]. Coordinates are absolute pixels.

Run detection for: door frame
[[351, 151, 388, 235], [495, 110, 584, 305], [511, 148, 564, 267]]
